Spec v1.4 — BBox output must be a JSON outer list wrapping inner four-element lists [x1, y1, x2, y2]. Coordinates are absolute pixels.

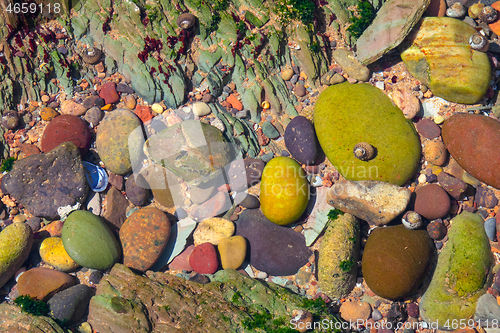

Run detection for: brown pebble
[[230, 214, 239, 221], [427, 221, 447, 240], [294, 84, 307, 97], [123, 94, 137, 109], [202, 94, 213, 103], [41, 95, 50, 103], [423, 139, 448, 166]]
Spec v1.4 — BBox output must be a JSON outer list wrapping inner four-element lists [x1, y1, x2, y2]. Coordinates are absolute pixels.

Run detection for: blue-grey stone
[[485, 218, 497, 241], [261, 152, 274, 163], [262, 121, 280, 139], [372, 309, 383, 321]]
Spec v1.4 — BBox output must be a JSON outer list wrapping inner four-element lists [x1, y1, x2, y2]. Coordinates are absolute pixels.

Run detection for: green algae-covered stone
[[119, 207, 171, 272], [62, 210, 121, 270], [362, 225, 432, 300], [260, 156, 309, 225], [144, 120, 232, 186], [420, 212, 493, 329], [0, 223, 33, 288], [96, 109, 142, 175], [314, 83, 421, 186], [318, 213, 360, 299], [400, 17, 491, 104]]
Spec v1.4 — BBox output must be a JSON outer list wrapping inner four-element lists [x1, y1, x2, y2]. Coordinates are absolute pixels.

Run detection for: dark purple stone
[[284, 116, 318, 165], [416, 118, 441, 139], [235, 209, 312, 276]]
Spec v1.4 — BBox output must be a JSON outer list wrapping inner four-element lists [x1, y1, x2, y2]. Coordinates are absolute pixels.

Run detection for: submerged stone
[[420, 212, 493, 329], [314, 83, 421, 186], [400, 17, 491, 104]]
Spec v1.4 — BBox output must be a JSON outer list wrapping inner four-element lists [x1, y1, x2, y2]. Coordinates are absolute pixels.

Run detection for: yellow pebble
[[261, 101, 270, 109], [40, 107, 59, 121], [300, 71, 307, 80], [152, 103, 164, 114], [218, 235, 247, 270], [12, 215, 26, 223], [39, 237, 79, 272], [433, 115, 445, 124], [193, 217, 235, 246], [101, 104, 112, 111]]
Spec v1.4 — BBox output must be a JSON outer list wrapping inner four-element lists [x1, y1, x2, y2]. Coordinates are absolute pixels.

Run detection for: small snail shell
[[402, 211, 422, 230], [353, 142, 375, 161], [446, 3, 466, 18], [478, 6, 498, 23], [82, 47, 102, 64], [469, 33, 489, 52], [176, 13, 196, 30]]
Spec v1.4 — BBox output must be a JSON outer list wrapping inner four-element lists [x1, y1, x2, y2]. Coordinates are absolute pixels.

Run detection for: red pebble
[[99, 82, 120, 104], [135, 105, 154, 123], [226, 94, 243, 111], [189, 242, 219, 274]]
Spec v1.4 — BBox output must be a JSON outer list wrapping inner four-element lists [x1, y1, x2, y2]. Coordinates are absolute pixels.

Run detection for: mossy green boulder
[[318, 213, 360, 299], [400, 17, 491, 104], [0, 223, 33, 288], [62, 210, 121, 270], [260, 156, 309, 225], [314, 83, 421, 186], [419, 212, 493, 329], [96, 109, 143, 175]]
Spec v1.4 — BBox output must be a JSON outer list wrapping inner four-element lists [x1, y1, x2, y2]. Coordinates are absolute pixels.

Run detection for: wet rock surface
[[2, 142, 88, 220]]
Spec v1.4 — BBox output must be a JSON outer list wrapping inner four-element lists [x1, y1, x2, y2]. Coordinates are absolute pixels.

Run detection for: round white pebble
[[192, 102, 212, 116], [418, 174, 427, 184], [256, 271, 268, 279]]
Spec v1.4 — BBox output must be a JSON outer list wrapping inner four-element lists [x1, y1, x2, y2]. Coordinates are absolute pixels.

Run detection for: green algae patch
[[318, 213, 360, 299], [419, 212, 493, 329], [314, 82, 421, 186], [400, 17, 491, 104]]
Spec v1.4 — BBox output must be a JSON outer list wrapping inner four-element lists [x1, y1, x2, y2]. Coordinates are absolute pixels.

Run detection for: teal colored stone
[[62, 210, 121, 270], [314, 82, 421, 186], [419, 212, 493, 329]]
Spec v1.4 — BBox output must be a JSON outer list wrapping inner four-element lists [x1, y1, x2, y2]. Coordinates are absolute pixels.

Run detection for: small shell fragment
[[353, 142, 375, 161], [469, 33, 489, 52]]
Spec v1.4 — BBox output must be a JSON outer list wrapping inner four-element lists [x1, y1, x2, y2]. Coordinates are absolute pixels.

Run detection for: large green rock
[[0, 223, 33, 289], [96, 109, 143, 175], [314, 82, 421, 186], [420, 212, 493, 329], [62, 210, 121, 270], [318, 213, 360, 299], [144, 120, 232, 186], [88, 263, 337, 332], [400, 17, 491, 104], [362, 224, 432, 300]]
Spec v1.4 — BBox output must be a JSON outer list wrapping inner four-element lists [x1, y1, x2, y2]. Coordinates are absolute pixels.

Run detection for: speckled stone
[[103, 187, 129, 231], [284, 116, 318, 165], [427, 221, 447, 240], [119, 207, 171, 272], [475, 187, 499, 208], [17, 267, 75, 301], [40, 114, 91, 156], [437, 172, 466, 200]]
